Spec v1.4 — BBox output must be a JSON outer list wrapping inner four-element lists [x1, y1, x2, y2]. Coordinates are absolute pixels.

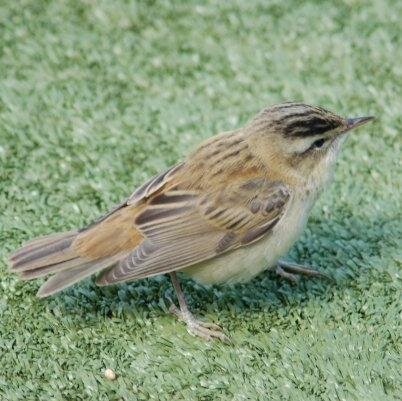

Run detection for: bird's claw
[[276, 260, 331, 282], [168, 302, 229, 342]]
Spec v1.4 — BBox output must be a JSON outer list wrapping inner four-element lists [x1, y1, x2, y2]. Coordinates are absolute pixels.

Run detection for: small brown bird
[[9, 102, 373, 341]]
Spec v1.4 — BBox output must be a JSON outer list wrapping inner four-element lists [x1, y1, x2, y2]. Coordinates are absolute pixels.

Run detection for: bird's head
[[247, 102, 374, 184]]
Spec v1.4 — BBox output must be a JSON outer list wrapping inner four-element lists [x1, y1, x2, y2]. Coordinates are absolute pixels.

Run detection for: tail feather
[[20, 256, 84, 280], [9, 231, 124, 297], [10, 231, 78, 271], [36, 254, 124, 298], [18, 231, 77, 248]]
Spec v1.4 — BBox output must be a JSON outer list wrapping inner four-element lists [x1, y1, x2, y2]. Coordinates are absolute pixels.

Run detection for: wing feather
[[97, 177, 290, 285], [127, 162, 185, 205], [97, 233, 224, 284], [72, 163, 185, 259]]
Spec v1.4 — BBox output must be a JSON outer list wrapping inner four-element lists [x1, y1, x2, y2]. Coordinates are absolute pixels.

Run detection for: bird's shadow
[[45, 210, 399, 329]]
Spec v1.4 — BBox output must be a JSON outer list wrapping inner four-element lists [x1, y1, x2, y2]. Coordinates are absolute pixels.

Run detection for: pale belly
[[182, 196, 314, 285]]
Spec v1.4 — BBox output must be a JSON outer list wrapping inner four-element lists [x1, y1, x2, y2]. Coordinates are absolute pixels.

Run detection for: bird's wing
[[71, 163, 185, 259], [96, 177, 290, 285], [126, 162, 185, 206]]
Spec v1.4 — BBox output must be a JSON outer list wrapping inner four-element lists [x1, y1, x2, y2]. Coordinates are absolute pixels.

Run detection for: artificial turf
[[0, 0, 401, 400]]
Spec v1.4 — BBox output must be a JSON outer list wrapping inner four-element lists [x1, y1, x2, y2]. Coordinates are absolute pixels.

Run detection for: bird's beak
[[344, 116, 375, 132]]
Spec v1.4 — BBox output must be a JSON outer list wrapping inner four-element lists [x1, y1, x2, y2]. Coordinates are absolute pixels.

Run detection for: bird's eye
[[311, 138, 326, 150]]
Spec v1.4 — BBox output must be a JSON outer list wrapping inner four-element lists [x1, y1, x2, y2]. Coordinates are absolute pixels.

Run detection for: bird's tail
[[9, 231, 122, 297]]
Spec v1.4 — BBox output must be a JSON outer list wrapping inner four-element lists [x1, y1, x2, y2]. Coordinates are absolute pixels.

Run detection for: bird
[[9, 102, 374, 341]]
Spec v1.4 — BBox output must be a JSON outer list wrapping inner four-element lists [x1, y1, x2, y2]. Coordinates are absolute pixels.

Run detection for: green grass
[[1, 0, 401, 400]]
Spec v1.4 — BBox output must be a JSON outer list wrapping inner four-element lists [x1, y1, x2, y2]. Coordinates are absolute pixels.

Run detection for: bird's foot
[[276, 260, 330, 283], [168, 302, 229, 342], [167, 272, 230, 342]]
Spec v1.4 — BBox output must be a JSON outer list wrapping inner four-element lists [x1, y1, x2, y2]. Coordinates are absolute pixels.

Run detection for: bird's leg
[[167, 272, 229, 342], [275, 260, 330, 283]]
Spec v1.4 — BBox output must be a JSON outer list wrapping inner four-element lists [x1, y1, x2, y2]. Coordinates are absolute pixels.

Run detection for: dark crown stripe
[[279, 110, 317, 122], [284, 116, 339, 137]]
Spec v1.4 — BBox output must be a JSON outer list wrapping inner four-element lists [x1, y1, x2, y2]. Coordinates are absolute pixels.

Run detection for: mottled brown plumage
[[9, 102, 373, 340]]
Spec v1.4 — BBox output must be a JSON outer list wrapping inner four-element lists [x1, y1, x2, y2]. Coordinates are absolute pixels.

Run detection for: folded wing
[[96, 177, 290, 285]]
